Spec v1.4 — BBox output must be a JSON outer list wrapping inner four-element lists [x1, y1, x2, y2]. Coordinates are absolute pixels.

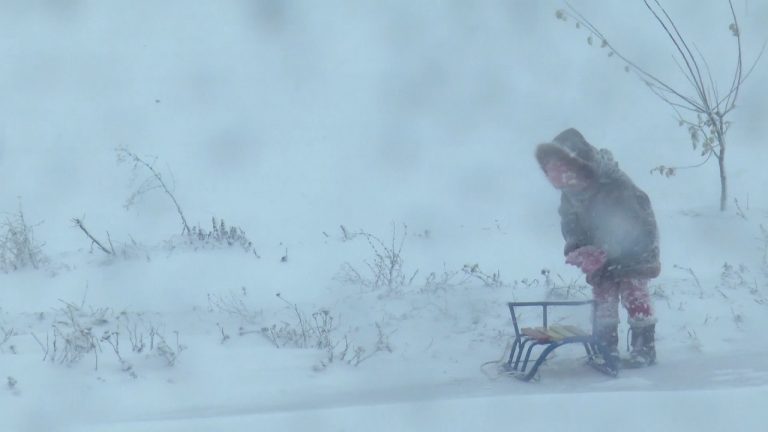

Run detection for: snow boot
[[590, 324, 620, 376], [625, 324, 656, 368]]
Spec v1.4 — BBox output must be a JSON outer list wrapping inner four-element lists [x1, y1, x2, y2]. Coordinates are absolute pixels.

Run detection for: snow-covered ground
[[1, 1, 767, 431]]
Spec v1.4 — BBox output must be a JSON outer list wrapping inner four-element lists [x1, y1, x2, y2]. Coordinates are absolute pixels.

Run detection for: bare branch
[[72, 218, 113, 255], [564, 2, 704, 111], [117, 148, 191, 235], [646, 0, 710, 108], [720, 39, 766, 114], [723, 0, 743, 111], [692, 43, 720, 107]]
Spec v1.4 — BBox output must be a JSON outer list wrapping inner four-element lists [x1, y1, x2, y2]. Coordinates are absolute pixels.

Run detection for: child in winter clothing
[[535, 128, 660, 372]]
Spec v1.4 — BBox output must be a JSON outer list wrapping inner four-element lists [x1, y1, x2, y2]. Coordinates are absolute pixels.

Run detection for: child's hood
[[535, 128, 623, 185]]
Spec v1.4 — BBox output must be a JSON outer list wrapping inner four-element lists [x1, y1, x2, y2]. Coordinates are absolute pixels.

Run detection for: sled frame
[[504, 300, 599, 381]]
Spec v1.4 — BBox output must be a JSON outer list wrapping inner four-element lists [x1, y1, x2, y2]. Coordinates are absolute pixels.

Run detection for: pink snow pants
[[592, 278, 655, 327]]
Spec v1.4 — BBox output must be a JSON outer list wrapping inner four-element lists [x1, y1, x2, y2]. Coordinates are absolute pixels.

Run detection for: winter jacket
[[535, 128, 661, 282]]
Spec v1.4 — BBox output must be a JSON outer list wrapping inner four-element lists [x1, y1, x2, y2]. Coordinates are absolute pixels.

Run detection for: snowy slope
[[0, 1, 767, 431]]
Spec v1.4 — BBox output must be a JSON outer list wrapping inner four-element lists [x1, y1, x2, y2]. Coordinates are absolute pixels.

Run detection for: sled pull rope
[[481, 340, 513, 380]]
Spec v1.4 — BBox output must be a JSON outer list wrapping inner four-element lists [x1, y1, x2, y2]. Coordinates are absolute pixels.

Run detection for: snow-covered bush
[[77, 150, 259, 259], [256, 294, 336, 351], [31, 301, 185, 376], [116, 148, 259, 257], [214, 291, 393, 371], [261, 294, 392, 370], [208, 288, 263, 324], [540, 269, 588, 300], [462, 263, 505, 288], [180, 217, 258, 256], [421, 266, 462, 294], [0, 208, 47, 272], [337, 223, 418, 296], [719, 262, 752, 294], [32, 301, 104, 369]]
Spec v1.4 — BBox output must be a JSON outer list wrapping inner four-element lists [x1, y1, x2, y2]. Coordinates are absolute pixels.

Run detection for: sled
[[502, 300, 607, 381]]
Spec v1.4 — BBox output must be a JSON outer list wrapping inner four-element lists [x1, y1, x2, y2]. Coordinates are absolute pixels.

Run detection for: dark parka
[[536, 129, 661, 282]]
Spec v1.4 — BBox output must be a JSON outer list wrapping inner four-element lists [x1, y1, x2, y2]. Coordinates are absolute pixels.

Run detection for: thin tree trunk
[[719, 146, 727, 212]]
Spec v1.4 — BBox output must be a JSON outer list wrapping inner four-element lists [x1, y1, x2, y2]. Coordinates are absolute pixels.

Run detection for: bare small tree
[[558, 0, 765, 211]]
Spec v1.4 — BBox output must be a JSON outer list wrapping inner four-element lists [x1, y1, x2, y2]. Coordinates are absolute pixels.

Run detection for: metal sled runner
[[503, 300, 599, 381]]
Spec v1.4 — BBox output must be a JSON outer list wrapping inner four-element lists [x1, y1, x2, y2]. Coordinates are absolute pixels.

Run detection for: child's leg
[[592, 281, 619, 360], [592, 279, 620, 328], [619, 279, 656, 325], [619, 279, 657, 366], [591, 279, 621, 369]]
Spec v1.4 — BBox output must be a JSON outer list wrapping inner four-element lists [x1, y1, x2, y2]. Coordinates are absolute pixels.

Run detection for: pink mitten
[[565, 246, 607, 274]]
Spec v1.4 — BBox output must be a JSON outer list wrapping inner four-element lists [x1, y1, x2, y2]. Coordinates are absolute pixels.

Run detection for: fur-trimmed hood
[[535, 128, 622, 186]]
